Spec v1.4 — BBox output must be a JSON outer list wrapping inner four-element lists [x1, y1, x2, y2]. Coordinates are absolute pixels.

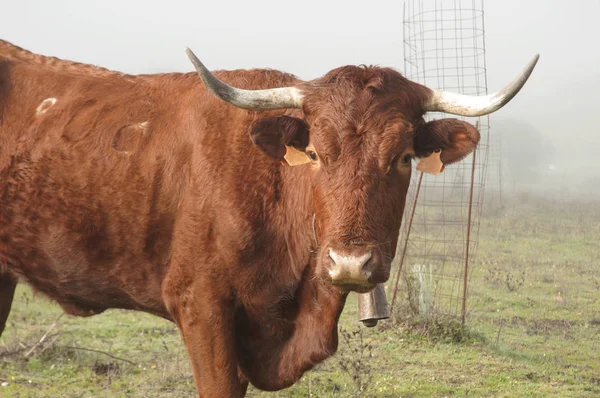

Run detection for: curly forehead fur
[[300, 65, 430, 167], [304, 65, 430, 119]]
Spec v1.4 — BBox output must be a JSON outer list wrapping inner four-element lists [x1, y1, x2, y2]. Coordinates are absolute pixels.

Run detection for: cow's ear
[[249, 115, 310, 166], [413, 118, 480, 165]]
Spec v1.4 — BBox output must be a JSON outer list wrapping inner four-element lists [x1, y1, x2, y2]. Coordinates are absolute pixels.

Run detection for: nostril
[[360, 251, 373, 268], [360, 252, 374, 275]]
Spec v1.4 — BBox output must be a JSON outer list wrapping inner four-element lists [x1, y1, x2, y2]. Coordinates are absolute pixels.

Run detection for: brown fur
[[0, 39, 479, 397]]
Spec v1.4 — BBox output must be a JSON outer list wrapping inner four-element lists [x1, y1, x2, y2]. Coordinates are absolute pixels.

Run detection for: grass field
[[1, 195, 599, 397]]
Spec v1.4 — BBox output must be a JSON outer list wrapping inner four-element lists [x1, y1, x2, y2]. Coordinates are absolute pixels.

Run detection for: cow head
[[186, 49, 539, 293]]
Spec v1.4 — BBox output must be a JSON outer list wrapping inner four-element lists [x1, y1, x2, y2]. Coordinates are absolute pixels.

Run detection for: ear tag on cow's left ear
[[283, 145, 311, 166], [416, 149, 445, 176]]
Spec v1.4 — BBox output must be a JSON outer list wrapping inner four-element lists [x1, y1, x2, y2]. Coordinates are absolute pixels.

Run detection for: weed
[[541, 273, 555, 284], [337, 326, 373, 397], [92, 361, 121, 376], [484, 265, 526, 292], [391, 311, 480, 344]]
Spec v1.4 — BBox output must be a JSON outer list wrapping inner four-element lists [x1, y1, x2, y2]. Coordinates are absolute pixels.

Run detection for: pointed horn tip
[[185, 47, 209, 74], [529, 53, 540, 68], [185, 47, 196, 61], [518, 53, 540, 85], [521, 54, 540, 77]]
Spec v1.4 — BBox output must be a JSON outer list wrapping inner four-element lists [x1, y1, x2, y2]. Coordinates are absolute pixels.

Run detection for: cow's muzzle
[[327, 247, 384, 287]]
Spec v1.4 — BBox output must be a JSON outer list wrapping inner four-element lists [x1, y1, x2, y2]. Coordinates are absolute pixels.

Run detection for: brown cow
[[0, 39, 538, 397]]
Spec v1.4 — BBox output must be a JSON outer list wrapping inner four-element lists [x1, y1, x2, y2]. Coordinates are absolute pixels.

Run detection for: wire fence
[[389, 0, 500, 323]]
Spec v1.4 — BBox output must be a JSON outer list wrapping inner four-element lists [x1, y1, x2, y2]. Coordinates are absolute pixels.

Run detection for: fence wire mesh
[[389, 0, 500, 323]]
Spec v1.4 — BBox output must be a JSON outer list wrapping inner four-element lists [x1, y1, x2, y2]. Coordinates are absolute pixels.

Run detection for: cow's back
[[0, 56, 196, 318]]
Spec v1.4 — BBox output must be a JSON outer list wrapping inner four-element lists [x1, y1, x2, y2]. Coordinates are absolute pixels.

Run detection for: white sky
[[2, 0, 598, 188]]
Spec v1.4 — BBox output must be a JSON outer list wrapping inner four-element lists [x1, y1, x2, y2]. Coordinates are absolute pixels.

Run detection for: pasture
[[1, 195, 599, 397]]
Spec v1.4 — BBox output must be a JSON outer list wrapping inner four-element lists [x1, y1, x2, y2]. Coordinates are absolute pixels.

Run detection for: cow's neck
[[278, 164, 317, 277], [235, 162, 348, 390]]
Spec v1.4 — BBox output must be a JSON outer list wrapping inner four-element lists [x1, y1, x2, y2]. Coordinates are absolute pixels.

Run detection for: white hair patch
[[36, 98, 57, 116]]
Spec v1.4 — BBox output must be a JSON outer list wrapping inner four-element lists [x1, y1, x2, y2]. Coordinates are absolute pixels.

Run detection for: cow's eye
[[401, 154, 413, 164], [307, 150, 318, 161]]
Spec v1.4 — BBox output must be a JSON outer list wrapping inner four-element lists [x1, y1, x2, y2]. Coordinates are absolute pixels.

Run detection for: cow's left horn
[[186, 48, 304, 110], [423, 54, 539, 117]]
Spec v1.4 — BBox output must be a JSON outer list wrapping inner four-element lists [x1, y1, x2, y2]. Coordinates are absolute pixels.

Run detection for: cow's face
[[249, 67, 480, 292], [186, 48, 537, 292]]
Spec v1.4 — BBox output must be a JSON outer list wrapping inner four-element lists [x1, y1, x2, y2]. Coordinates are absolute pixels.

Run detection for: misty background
[[2, 0, 597, 197]]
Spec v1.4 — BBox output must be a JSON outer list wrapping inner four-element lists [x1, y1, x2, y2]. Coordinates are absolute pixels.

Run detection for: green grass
[[1, 196, 599, 397]]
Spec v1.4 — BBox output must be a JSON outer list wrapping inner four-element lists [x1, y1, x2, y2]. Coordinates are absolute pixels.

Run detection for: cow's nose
[[328, 248, 374, 285]]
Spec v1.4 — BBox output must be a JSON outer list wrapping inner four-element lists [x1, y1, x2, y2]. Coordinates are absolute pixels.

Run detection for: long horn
[[424, 54, 540, 117], [185, 48, 303, 110]]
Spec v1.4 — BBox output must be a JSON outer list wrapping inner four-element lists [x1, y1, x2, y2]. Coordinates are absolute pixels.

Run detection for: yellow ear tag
[[283, 145, 311, 166], [416, 149, 445, 176]]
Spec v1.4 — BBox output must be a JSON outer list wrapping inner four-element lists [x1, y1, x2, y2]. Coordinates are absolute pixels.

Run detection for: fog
[[2, 0, 597, 195]]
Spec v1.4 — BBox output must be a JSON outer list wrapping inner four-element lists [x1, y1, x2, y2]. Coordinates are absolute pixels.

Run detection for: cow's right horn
[[186, 48, 304, 111], [423, 54, 540, 117]]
